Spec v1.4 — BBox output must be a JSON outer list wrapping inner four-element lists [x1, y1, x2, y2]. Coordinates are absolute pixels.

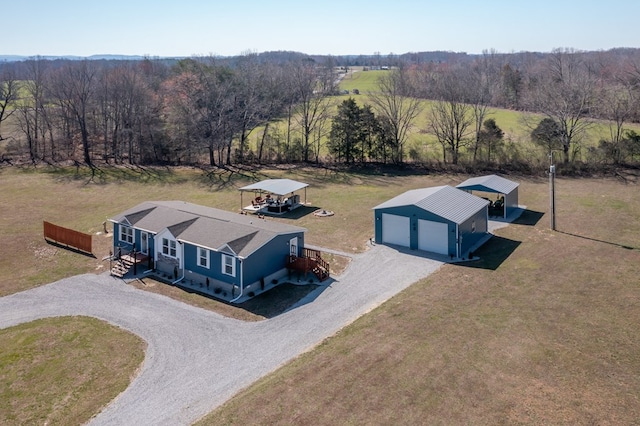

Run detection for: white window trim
[[120, 225, 134, 244], [197, 247, 210, 268], [162, 237, 177, 258], [221, 254, 236, 277]]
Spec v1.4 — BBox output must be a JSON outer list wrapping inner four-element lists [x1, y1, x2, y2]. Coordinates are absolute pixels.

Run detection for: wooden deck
[[287, 248, 330, 281]]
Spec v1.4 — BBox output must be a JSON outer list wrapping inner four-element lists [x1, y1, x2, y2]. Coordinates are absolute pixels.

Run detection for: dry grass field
[[197, 171, 640, 425], [1, 165, 639, 424]]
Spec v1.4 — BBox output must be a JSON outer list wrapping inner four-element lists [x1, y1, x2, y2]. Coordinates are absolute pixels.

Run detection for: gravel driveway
[[0, 243, 444, 425]]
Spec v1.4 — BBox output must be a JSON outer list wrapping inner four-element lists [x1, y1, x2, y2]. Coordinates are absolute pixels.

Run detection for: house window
[[197, 247, 209, 268], [222, 254, 235, 277], [120, 225, 133, 244], [162, 238, 177, 258], [471, 220, 476, 233]]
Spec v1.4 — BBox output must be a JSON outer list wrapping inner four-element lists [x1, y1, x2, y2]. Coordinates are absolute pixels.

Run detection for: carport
[[456, 175, 519, 219]]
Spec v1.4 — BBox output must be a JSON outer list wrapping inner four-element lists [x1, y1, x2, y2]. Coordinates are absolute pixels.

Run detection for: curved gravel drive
[[0, 244, 444, 425]]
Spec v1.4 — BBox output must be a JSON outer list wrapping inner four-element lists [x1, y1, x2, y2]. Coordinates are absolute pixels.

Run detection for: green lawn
[[0, 316, 145, 425], [334, 70, 640, 165]]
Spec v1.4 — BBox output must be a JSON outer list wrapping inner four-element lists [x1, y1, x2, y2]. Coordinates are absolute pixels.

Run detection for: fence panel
[[43, 221, 92, 254]]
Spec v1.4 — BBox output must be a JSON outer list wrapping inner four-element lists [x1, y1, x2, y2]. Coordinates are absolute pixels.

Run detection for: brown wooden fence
[[43, 221, 92, 254]]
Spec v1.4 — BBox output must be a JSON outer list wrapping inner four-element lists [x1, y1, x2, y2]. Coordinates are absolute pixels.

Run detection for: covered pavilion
[[239, 179, 309, 214]]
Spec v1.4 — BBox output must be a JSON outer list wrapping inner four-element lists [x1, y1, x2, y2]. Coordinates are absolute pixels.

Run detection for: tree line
[[1, 48, 640, 169]]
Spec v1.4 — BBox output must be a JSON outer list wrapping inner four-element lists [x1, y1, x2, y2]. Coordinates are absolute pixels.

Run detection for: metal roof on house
[[373, 185, 489, 224], [239, 179, 308, 196], [456, 174, 519, 195], [109, 201, 305, 257]]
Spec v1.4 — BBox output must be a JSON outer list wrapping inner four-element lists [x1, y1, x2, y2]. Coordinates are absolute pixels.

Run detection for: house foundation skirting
[[150, 267, 292, 303]]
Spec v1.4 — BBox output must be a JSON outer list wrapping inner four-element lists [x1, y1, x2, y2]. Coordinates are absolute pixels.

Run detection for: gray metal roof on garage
[[239, 179, 308, 196], [456, 174, 519, 195], [373, 185, 489, 224]]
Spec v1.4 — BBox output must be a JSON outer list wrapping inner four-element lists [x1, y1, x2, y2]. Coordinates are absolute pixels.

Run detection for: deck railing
[[288, 247, 330, 281]]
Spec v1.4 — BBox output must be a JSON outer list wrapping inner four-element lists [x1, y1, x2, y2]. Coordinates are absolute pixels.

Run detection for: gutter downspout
[[172, 241, 186, 285], [230, 257, 244, 303]]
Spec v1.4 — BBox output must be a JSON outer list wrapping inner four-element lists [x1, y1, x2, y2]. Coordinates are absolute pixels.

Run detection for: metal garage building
[[373, 185, 490, 259], [456, 174, 519, 219]]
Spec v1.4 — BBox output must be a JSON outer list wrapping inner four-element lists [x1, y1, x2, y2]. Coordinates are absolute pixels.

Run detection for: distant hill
[[0, 54, 176, 62]]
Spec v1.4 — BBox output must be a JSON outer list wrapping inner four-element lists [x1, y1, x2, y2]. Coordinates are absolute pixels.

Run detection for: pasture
[[0, 165, 639, 424]]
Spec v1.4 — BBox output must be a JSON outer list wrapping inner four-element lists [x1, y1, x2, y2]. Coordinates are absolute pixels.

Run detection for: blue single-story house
[[456, 174, 519, 219], [109, 201, 326, 302], [373, 185, 490, 259]]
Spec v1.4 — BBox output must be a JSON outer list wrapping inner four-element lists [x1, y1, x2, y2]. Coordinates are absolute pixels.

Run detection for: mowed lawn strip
[[197, 176, 640, 425], [0, 316, 145, 425]]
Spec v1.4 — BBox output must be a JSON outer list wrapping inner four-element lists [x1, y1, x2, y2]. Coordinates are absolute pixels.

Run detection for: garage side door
[[382, 213, 410, 247], [418, 219, 448, 255]]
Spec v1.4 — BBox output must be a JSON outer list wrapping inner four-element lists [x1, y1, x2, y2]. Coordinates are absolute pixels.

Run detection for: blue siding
[[375, 205, 488, 257], [183, 245, 238, 286], [112, 223, 156, 258], [112, 222, 135, 254], [180, 231, 304, 287], [243, 232, 304, 285], [375, 205, 455, 252], [459, 207, 488, 256]]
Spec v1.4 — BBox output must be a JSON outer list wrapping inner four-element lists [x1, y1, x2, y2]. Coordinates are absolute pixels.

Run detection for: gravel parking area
[[0, 243, 444, 425]]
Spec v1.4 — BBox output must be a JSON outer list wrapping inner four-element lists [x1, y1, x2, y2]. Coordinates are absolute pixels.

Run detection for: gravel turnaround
[[0, 244, 444, 425]]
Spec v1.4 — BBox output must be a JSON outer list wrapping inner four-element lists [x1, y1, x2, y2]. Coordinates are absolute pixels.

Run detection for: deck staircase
[[110, 253, 149, 278], [110, 257, 133, 278], [287, 248, 330, 282]]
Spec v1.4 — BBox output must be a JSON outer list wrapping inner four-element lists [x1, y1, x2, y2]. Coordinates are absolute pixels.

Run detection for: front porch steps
[[110, 257, 133, 278]]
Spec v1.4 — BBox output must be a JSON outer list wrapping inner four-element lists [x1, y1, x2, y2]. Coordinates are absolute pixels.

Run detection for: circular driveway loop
[[0, 244, 443, 425]]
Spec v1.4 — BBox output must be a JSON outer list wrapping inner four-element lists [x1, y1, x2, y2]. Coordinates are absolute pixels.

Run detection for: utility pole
[[549, 151, 556, 231]]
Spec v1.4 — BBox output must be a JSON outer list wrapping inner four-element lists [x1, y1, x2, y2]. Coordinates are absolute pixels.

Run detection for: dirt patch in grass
[[198, 176, 640, 425], [0, 316, 145, 425]]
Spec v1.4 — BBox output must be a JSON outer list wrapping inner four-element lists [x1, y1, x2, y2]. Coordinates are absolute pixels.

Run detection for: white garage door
[[418, 219, 449, 255], [382, 213, 410, 247]]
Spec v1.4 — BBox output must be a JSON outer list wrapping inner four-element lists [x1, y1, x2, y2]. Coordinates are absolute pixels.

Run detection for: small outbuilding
[[373, 185, 490, 259], [456, 174, 519, 219], [239, 178, 309, 214]]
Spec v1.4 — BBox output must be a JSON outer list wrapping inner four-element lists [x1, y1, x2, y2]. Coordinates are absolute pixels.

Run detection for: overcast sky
[[5, 0, 639, 57]]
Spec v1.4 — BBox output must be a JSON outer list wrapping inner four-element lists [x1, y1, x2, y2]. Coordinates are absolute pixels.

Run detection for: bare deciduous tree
[[369, 65, 423, 163], [526, 48, 597, 163], [290, 58, 336, 162], [48, 60, 98, 167], [427, 68, 474, 165], [0, 69, 19, 142]]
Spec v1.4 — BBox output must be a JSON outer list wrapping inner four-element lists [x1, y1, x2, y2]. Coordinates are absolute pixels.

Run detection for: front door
[[140, 232, 149, 255], [289, 237, 298, 256]]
